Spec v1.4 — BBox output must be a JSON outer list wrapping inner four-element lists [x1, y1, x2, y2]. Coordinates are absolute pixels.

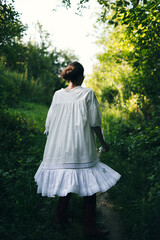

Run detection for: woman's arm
[[92, 126, 110, 152]]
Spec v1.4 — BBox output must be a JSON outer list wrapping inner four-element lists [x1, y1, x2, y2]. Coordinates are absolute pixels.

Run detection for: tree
[[0, 0, 26, 52], [87, 25, 133, 106], [0, 0, 76, 104]]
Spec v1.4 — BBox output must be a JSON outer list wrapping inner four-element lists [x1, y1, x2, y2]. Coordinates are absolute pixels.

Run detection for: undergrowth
[[0, 103, 88, 240], [100, 107, 160, 240], [0, 99, 159, 240]]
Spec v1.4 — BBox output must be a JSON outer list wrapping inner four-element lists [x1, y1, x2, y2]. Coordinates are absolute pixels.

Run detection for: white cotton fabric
[[34, 86, 121, 197], [35, 162, 121, 197]]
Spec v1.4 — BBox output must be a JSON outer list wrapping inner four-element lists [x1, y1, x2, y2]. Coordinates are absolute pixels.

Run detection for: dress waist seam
[[41, 159, 99, 169]]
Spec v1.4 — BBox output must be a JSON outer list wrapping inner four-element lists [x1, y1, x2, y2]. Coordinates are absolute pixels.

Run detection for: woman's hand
[[92, 126, 110, 152], [101, 142, 110, 152]]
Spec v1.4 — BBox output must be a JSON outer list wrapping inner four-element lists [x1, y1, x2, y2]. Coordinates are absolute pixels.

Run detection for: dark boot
[[83, 194, 110, 237], [55, 193, 71, 225]]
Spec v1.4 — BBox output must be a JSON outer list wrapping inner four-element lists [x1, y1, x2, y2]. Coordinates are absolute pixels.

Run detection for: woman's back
[[43, 86, 101, 168]]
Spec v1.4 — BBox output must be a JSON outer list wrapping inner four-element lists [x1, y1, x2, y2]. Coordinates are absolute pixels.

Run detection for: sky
[[14, 0, 102, 76]]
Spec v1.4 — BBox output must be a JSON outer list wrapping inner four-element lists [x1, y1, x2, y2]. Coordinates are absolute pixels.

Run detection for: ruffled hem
[[34, 162, 121, 197]]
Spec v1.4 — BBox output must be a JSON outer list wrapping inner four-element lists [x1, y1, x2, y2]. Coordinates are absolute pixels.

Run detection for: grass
[[7, 101, 48, 132]]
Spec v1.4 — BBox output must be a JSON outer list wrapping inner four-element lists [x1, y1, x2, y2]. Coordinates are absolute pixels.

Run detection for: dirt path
[[96, 192, 123, 240]]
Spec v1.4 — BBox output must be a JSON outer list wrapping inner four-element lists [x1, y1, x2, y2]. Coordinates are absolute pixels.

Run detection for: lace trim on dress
[[40, 158, 99, 169], [34, 162, 121, 197]]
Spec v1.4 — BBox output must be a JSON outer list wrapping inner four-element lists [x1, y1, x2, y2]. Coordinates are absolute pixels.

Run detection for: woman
[[34, 61, 121, 236]]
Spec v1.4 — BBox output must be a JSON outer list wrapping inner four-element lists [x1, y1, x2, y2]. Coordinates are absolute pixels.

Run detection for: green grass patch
[[7, 101, 48, 133]]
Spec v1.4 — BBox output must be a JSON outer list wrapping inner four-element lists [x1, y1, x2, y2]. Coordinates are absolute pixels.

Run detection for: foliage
[[100, 108, 160, 240], [7, 102, 49, 132], [0, 4, 84, 238], [101, 85, 119, 104], [125, 1, 160, 105], [0, 105, 95, 240], [23, 41, 76, 104], [60, 0, 160, 105], [0, 43, 76, 105], [0, 2, 77, 106], [87, 24, 133, 106], [0, 0, 26, 53], [0, 61, 46, 106], [86, 2, 160, 238], [100, 0, 160, 106], [1, 1, 159, 240]]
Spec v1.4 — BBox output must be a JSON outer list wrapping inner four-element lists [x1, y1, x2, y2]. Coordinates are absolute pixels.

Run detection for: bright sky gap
[[14, 0, 102, 76]]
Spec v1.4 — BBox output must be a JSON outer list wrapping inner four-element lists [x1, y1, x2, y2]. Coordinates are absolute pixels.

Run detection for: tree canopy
[[0, 0, 26, 48]]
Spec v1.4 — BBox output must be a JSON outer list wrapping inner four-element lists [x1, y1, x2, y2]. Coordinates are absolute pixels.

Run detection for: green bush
[[100, 108, 160, 240], [0, 65, 46, 107]]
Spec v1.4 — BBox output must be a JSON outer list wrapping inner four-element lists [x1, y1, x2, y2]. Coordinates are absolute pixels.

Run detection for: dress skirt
[[34, 161, 121, 197]]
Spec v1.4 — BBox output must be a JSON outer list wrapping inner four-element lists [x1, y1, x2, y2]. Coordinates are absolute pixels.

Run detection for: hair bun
[[65, 65, 74, 75], [60, 61, 84, 84], [61, 65, 76, 80]]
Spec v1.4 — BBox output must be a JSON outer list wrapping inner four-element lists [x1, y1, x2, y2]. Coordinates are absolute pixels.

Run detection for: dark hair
[[60, 61, 84, 86]]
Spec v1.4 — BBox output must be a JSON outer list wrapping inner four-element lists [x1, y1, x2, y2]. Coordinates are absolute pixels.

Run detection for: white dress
[[34, 86, 121, 197]]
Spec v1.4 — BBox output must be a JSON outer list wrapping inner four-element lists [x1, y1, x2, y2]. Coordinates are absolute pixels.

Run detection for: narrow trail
[[96, 192, 123, 240], [54, 192, 124, 240]]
